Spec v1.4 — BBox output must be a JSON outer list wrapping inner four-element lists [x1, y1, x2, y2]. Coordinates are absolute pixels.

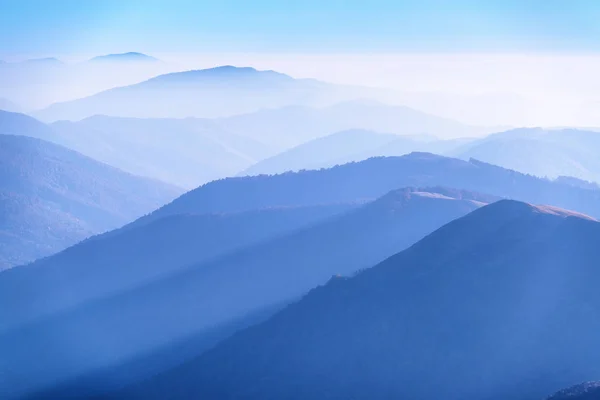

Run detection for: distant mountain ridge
[[6, 103, 491, 189], [33, 66, 496, 141], [241, 128, 470, 176], [0, 52, 171, 110], [34, 65, 350, 121], [0, 110, 58, 140], [207, 98, 494, 145], [456, 127, 600, 183], [88, 52, 159, 63], [50, 115, 271, 188], [138, 152, 600, 228], [144, 65, 293, 85], [241, 129, 403, 175], [1, 110, 271, 188]]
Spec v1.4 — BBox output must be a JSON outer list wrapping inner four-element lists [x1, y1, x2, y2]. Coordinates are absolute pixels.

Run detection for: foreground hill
[[1, 188, 491, 398], [139, 152, 600, 227], [128, 200, 600, 400], [456, 128, 600, 183], [0, 135, 180, 269]]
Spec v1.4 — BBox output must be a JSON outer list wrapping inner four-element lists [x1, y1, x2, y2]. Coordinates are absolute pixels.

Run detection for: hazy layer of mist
[[3, 52, 600, 127]]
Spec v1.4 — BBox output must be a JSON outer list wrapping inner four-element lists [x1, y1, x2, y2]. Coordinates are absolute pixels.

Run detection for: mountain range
[[241, 128, 470, 176], [47, 98, 491, 163], [25, 98, 600, 194], [0, 110, 58, 141], [214, 99, 493, 146], [1, 109, 270, 188], [15, 146, 600, 332], [240, 125, 600, 184], [122, 200, 600, 400], [139, 152, 600, 227], [0, 134, 180, 269], [0, 187, 490, 398], [7, 150, 600, 398], [454, 128, 600, 183], [2, 102, 484, 189], [5, 49, 600, 400], [50, 115, 271, 188], [31, 67, 496, 142]]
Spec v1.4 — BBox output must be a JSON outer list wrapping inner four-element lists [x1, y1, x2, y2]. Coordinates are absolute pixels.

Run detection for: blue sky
[[1, 0, 599, 55]]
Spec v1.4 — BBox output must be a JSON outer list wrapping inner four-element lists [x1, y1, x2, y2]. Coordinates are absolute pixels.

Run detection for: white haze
[[1, 52, 600, 128], [159, 52, 600, 128]]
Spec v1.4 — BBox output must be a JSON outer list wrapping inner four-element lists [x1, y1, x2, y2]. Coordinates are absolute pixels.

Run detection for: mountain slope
[[0, 135, 181, 269], [0, 109, 59, 141], [456, 128, 600, 182], [241, 129, 469, 176], [241, 129, 404, 175], [50, 115, 271, 188], [0, 203, 356, 332], [0, 97, 21, 112], [0, 187, 491, 398], [138, 152, 600, 228], [129, 200, 600, 400]]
